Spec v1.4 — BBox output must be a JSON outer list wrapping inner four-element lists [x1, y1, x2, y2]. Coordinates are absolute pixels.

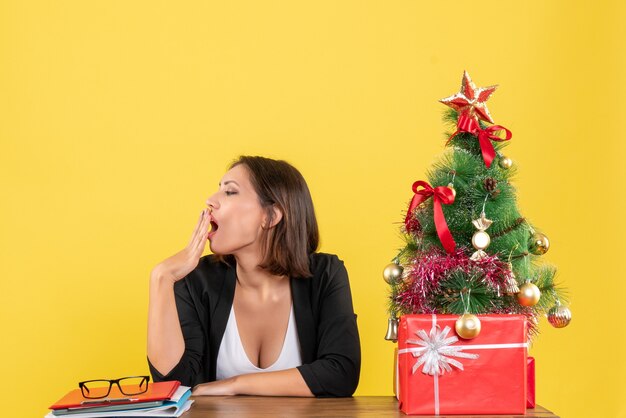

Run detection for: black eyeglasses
[[78, 376, 150, 399]]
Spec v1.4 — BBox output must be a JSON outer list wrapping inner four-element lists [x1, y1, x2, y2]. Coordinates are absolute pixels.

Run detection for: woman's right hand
[[151, 208, 211, 283]]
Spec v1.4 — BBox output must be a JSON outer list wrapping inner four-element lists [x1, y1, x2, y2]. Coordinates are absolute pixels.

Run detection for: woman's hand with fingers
[[151, 208, 211, 283], [192, 377, 238, 396]]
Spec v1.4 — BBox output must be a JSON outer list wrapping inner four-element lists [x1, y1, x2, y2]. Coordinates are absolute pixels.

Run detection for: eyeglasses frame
[[78, 375, 151, 399]]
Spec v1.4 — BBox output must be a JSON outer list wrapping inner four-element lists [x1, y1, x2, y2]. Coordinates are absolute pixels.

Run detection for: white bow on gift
[[406, 325, 479, 376]]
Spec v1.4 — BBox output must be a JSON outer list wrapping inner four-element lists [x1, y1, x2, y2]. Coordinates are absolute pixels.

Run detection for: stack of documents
[[46, 381, 193, 418]]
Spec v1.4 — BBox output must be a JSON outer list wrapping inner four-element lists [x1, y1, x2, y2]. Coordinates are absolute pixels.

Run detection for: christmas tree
[[384, 71, 571, 342]]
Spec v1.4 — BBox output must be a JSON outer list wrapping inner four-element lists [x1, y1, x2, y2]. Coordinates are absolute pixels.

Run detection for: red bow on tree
[[448, 112, 512, 168], [405, 181, 456, 253]]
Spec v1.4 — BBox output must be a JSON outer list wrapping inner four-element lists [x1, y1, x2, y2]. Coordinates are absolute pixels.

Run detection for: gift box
[[398, 314, 527, 415], [527, 356, 536, 408]]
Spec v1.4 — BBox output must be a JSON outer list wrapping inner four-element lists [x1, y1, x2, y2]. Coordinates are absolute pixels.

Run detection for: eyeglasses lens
[[81, 380, 112, 398], [118, 376, 150, 395]]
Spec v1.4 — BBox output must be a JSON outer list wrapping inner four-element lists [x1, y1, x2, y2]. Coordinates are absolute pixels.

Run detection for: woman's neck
[[233, 252, 287, 295]]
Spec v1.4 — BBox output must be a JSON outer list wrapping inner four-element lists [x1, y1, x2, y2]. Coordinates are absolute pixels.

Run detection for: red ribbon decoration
[[455, 111, 480, 133], [447, 112, 512, 168], [476, 125, 512, 168], [405, 181, 456, 254]]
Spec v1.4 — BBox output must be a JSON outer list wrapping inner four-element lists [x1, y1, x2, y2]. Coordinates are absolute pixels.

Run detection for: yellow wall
[[2, 1, 624, 417]]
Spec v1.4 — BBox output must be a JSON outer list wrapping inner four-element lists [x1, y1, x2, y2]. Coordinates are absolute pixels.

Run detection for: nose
[[206, 193, 219, 211]]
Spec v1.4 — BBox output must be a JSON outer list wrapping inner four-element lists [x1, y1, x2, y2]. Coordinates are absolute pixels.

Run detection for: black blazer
[[147, 253, 361, 397]]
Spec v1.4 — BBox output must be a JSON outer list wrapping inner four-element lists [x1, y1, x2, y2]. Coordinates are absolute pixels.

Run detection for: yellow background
[[1, 1, 624, 417]]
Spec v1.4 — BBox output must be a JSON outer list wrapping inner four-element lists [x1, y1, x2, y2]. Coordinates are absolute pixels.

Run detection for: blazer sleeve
[[297, 257, 361, 397], [147, 278, 206, 387]]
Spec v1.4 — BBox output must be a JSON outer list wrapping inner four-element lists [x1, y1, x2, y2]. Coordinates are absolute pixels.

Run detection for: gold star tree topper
[[440, 71, 498, 124]]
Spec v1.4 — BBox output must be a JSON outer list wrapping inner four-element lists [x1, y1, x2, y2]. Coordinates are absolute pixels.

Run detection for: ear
[[264, 204, 283, 229]]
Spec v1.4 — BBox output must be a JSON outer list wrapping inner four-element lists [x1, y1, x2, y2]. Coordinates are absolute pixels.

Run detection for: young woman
[[147, 156, 360, 397]]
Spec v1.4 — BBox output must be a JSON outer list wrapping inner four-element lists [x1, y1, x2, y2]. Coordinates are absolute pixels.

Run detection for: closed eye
[[225, 190, 238, 196]]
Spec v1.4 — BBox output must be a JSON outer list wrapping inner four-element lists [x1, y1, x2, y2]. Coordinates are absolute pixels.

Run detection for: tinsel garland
[[395, 246, 539, 339]]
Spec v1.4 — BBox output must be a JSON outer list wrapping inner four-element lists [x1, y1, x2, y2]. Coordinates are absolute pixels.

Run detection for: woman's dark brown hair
[[229, 156, 319, 278]]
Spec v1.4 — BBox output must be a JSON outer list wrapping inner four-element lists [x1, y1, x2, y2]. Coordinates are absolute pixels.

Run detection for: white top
[[216, 304, 303, 380]]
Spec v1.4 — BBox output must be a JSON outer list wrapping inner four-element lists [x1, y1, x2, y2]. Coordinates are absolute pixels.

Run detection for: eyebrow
[[219, 180, 240, 186]]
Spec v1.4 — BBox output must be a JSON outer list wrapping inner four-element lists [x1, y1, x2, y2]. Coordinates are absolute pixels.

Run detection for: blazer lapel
[[291, 277, 316, 363]]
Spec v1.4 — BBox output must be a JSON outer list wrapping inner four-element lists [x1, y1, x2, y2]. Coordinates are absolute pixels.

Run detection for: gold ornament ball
[[455, 313, 481, 339], [529, 232, 550, 255], [547, 305, 572, 328], [447, 182, 456, 199], [471, 231, 491, 250], [383, 263, 404, 284], [517, 282, 541, 306], [499, 155, 513, 169]]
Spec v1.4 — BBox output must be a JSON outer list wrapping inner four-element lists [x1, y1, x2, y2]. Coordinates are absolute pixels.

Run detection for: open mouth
[[208, 217, 219, 239]]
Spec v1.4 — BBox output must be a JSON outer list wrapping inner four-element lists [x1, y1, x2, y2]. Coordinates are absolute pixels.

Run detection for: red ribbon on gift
[[405, 181, 456, 253], [448, 112, 512, 168]]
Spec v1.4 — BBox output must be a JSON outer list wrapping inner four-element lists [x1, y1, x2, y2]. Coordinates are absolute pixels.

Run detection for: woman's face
[[205, 164, 267, 256]]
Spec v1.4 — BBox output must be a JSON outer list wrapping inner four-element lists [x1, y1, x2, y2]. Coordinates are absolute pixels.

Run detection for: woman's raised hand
[[151, 208, 211, 283]]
